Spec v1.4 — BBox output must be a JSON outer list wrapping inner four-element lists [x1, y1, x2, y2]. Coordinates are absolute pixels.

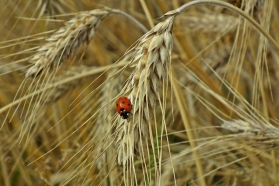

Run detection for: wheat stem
[[170, 67, 206, 186], [111, 9, 148, 33], [139, 0, 154, 28]]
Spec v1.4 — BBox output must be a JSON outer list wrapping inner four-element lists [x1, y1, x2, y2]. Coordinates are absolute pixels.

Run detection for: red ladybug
[[116, 97, 132, 119]]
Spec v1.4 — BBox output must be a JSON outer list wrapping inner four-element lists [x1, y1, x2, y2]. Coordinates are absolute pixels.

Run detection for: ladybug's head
[[120, 110, 130, 119]]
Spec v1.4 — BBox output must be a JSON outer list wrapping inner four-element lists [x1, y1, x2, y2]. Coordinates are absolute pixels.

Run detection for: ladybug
[[116, 97, 132, 119]]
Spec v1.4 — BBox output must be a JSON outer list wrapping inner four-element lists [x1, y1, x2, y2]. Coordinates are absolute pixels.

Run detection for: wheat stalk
[[25, 9, 110, 78]]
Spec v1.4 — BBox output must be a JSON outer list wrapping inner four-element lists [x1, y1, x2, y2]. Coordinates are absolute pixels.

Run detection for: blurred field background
[[1, 0, 279, 185]]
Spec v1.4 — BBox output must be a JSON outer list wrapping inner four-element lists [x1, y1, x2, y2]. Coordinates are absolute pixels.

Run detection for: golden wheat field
[[1, 0, 279, 185]]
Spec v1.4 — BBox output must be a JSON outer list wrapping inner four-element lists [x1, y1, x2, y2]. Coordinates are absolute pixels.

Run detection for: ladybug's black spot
[[116, 104, 118, 106], [120, 108, 124, 111], [122, 101, 125, 104]]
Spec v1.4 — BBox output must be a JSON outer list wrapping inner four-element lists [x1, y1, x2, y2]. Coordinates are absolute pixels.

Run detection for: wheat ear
[[41, 65, 91, 105], [115, 15, 174, 168], [165, 0, 279, 51], [25, 9, 110, 78], [182, 14, 238, 33]]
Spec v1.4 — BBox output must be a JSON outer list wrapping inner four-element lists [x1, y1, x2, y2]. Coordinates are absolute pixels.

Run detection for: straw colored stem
[[170, 67, 206, 186], [139, 0, 154, 28]]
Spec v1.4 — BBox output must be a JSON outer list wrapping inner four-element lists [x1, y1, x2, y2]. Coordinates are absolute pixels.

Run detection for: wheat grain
[[25, 9, 110, 78]]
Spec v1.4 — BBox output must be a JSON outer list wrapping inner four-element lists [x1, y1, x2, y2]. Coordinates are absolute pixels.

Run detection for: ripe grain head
[[115, 15, 174, 170], [25, 9, 110, 78]]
